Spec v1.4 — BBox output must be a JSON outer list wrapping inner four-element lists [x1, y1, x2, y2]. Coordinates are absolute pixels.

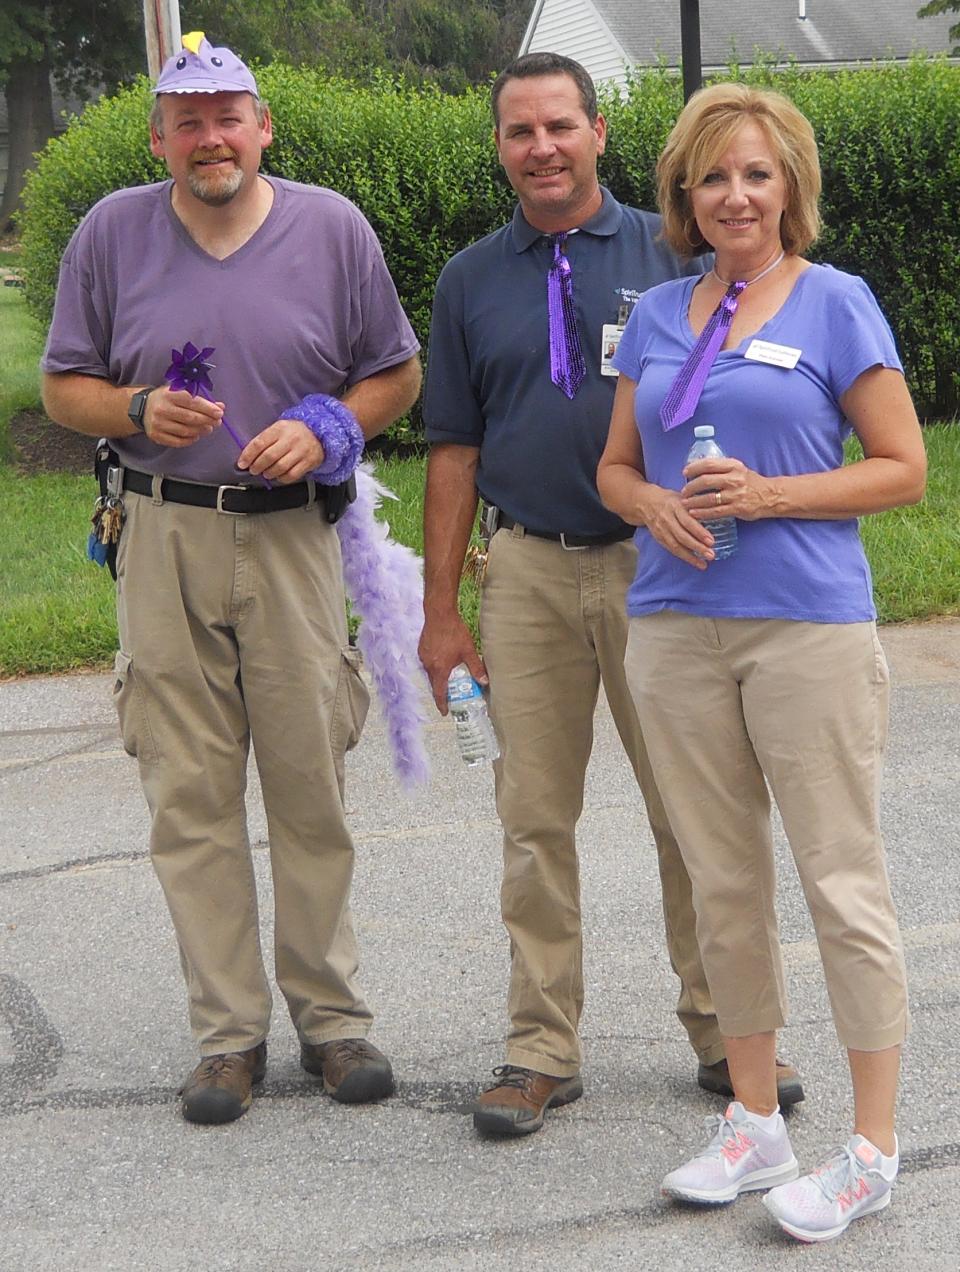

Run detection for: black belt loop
[[495, 513, 633, 550]]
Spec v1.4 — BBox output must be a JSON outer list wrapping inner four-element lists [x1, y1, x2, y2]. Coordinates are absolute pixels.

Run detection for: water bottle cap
[[693, 425, 715, 438]]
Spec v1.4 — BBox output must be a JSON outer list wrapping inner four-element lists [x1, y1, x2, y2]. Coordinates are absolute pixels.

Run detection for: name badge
[[743, 339, 802, 369], [600, 323, 623, 377]]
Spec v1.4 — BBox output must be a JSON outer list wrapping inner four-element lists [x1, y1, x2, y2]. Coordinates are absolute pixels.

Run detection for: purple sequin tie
[[659, 280, 747, 431], [547, 232, 586, 399]]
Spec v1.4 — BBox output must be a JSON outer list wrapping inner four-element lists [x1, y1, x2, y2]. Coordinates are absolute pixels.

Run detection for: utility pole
[[680, 0, 703, 102], [143, 1, 183, 78]]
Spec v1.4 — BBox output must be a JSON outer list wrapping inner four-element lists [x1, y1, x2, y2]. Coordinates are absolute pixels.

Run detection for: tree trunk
[[1, 58, 56, 234]]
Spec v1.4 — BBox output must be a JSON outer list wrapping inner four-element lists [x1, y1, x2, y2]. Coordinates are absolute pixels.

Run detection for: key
[[462, 543, 488, 587]]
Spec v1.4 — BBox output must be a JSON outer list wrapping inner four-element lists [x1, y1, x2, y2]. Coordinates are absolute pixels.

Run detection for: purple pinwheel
[[165, 341, 217, 395], [164, 341, 271, 486]]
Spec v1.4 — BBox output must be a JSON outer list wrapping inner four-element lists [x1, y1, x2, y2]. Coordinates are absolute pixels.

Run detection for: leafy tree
[[183, 1, 387, 79], [917, 2, 960, 53], [0, 2, 143, 230], [377, 0, 528, 91], [2, 0, 526, 231]]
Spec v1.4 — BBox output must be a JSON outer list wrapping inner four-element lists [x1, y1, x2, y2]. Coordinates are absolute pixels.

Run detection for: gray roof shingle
[[593, 0, 956, 67]]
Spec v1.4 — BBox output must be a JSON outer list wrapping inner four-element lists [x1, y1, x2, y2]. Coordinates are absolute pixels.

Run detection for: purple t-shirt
[[611, 264, 903, 623], [42, 177, 419, 483]]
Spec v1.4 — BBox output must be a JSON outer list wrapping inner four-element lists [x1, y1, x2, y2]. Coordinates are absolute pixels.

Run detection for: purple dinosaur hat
[[154, 31, 259, 99]]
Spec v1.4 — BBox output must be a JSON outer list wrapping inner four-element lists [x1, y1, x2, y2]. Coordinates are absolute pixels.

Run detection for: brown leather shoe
[[473, 1065, 584, 1137], [299, 1037, 395, 1103], [697, 1056, 805, 1108], [179, 1041, 267, 1125]]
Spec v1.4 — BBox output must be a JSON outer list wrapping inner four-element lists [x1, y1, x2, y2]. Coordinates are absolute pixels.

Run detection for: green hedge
[[19, 57, 960, 430]]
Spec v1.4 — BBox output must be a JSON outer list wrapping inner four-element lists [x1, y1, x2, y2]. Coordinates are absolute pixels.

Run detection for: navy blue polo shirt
[[424, 188, 706, 536]]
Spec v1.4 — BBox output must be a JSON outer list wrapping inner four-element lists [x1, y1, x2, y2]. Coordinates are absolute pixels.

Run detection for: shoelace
[[810, 1145, 882, 1203], [485, 1065, 532, 1092], [196, 1054, 242, 1078], [698, 1110, 746, 1158], [327, 1039, 373, 1063]]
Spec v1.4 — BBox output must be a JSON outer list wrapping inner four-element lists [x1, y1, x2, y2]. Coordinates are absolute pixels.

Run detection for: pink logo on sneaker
[[720, 1130, 756, 1165], [837, 1177, 871, 1211]]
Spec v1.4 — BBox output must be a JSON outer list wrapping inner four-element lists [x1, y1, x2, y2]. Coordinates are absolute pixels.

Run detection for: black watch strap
[[127, 386, 155, 431]]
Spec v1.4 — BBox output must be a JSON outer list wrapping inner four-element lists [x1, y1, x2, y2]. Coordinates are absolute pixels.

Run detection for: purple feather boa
[[336, 464, 431, 789], [280, 394, 365, 485]]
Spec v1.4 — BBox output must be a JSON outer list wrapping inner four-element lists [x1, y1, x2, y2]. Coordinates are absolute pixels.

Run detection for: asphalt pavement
[[1, 620, 958, 1271]]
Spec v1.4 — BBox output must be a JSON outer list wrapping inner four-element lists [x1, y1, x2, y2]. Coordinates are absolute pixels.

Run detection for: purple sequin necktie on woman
[[659, 281, 746, 431]]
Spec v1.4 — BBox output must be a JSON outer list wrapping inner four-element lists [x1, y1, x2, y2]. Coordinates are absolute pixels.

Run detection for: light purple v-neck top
[[42, 177, 419, 484], [611, 264, 903, 623]]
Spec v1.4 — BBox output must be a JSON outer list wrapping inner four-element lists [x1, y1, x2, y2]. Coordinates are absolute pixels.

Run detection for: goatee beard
[[187, 167, 244, 206]]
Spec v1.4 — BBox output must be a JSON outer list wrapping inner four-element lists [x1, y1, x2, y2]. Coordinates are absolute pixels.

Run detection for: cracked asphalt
[[1, 620, 958, 1271]]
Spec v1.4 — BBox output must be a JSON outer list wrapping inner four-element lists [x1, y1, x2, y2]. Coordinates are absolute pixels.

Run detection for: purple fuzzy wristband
[[280, 394, 365, 485]]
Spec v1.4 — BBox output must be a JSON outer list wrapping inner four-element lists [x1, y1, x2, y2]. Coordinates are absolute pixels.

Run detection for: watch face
[[128, 389, 148, 428]]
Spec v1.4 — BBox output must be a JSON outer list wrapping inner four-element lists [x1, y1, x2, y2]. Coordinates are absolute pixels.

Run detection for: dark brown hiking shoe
[[472, 1065, 583, 1137], [179, 1041, 267, 1125], [299, 1037, 395, 1103], [697, 1056, 805, 1108]]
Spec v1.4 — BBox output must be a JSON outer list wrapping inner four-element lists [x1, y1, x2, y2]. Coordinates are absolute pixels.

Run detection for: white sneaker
[[661, 1101, 799, 1204], [763, 1134, 897, 1242]]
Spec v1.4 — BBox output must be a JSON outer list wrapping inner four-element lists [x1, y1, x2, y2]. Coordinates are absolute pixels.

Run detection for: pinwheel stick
[[164, 342, 272, 487]]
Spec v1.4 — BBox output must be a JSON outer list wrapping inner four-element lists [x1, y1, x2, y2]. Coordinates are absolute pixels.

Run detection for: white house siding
[[521, 0, 631, 87]]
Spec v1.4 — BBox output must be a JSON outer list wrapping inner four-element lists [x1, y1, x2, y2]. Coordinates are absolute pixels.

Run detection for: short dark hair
[[491, 52, 599, 126]]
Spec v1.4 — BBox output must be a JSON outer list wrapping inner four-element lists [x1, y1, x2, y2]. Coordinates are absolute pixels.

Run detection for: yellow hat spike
[[181, 31, 205, 54]]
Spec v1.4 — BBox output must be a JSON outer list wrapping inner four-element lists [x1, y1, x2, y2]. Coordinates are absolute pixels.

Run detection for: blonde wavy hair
[[657, 83, 822, 257]]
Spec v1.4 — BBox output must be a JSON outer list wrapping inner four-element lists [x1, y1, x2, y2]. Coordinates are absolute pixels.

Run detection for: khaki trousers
[[113, 488, 372, 1055], [624, 612, 909, 1052], [479, 526, 723, 1077]]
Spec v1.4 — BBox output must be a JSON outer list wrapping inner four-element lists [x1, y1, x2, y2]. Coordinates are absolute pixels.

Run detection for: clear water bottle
[[686, 425, 738, 560], [447, 663, 500, 766]]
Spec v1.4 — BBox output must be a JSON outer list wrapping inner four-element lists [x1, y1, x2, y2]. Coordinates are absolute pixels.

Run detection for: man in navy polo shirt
[[419, 52, 803, 1136]]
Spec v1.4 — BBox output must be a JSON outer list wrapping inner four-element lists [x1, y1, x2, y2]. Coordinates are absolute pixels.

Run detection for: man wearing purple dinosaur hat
[[41, 32, 421, 1124]]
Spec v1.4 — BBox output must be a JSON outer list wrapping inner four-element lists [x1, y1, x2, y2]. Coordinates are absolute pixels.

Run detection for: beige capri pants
[[624, 612, 909, 1053]]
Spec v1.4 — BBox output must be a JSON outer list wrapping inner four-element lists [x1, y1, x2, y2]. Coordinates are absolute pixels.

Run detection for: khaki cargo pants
[[480, 526, 725, 1077], [113, 488, 372, 1055]]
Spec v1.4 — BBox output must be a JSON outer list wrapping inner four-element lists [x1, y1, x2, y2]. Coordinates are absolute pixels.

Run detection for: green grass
[[0, 456, 482, 677], [0, 469, 118, 674], [857, 424, 960, 623], [2, 433, 958, 677], [366, 452, 481, 639], [0, 288, 44, 458]]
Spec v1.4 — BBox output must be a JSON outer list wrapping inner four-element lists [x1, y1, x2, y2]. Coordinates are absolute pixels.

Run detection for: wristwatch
[[127, 387, 155, 432]]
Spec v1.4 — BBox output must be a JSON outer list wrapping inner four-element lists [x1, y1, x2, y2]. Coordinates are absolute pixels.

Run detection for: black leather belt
[[497, 513, 634, 550], [122, 467, 323, 515]]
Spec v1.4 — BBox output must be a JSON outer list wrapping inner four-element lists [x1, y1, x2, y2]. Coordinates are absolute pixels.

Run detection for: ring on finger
[[715, 491, 722, 507]]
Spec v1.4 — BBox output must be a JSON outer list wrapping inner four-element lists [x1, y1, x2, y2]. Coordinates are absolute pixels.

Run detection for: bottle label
[[448, 677, 482, 706]]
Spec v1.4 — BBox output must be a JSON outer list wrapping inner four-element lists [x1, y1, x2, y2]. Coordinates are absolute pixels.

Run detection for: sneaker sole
[[472, 1076, 584, 1137], [663, 1156, 800, 1205], [763, 1187, 891, 1242]]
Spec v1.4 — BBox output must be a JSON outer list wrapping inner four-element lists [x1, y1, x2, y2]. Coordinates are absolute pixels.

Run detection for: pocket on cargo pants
[[330, 646, 370, 756], [112, 650, 159, 763]]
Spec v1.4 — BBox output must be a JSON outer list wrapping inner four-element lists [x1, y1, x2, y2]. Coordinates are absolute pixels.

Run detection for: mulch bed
[[8, 408, 95, 476]]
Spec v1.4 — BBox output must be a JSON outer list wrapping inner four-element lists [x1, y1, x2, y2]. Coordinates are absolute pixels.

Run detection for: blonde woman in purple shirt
[[597, 84, 925, 1243]]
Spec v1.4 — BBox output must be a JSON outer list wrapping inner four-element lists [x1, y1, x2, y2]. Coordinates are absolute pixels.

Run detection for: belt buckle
[[559, 533, 587, 551], [215, 484, 248, 515]]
